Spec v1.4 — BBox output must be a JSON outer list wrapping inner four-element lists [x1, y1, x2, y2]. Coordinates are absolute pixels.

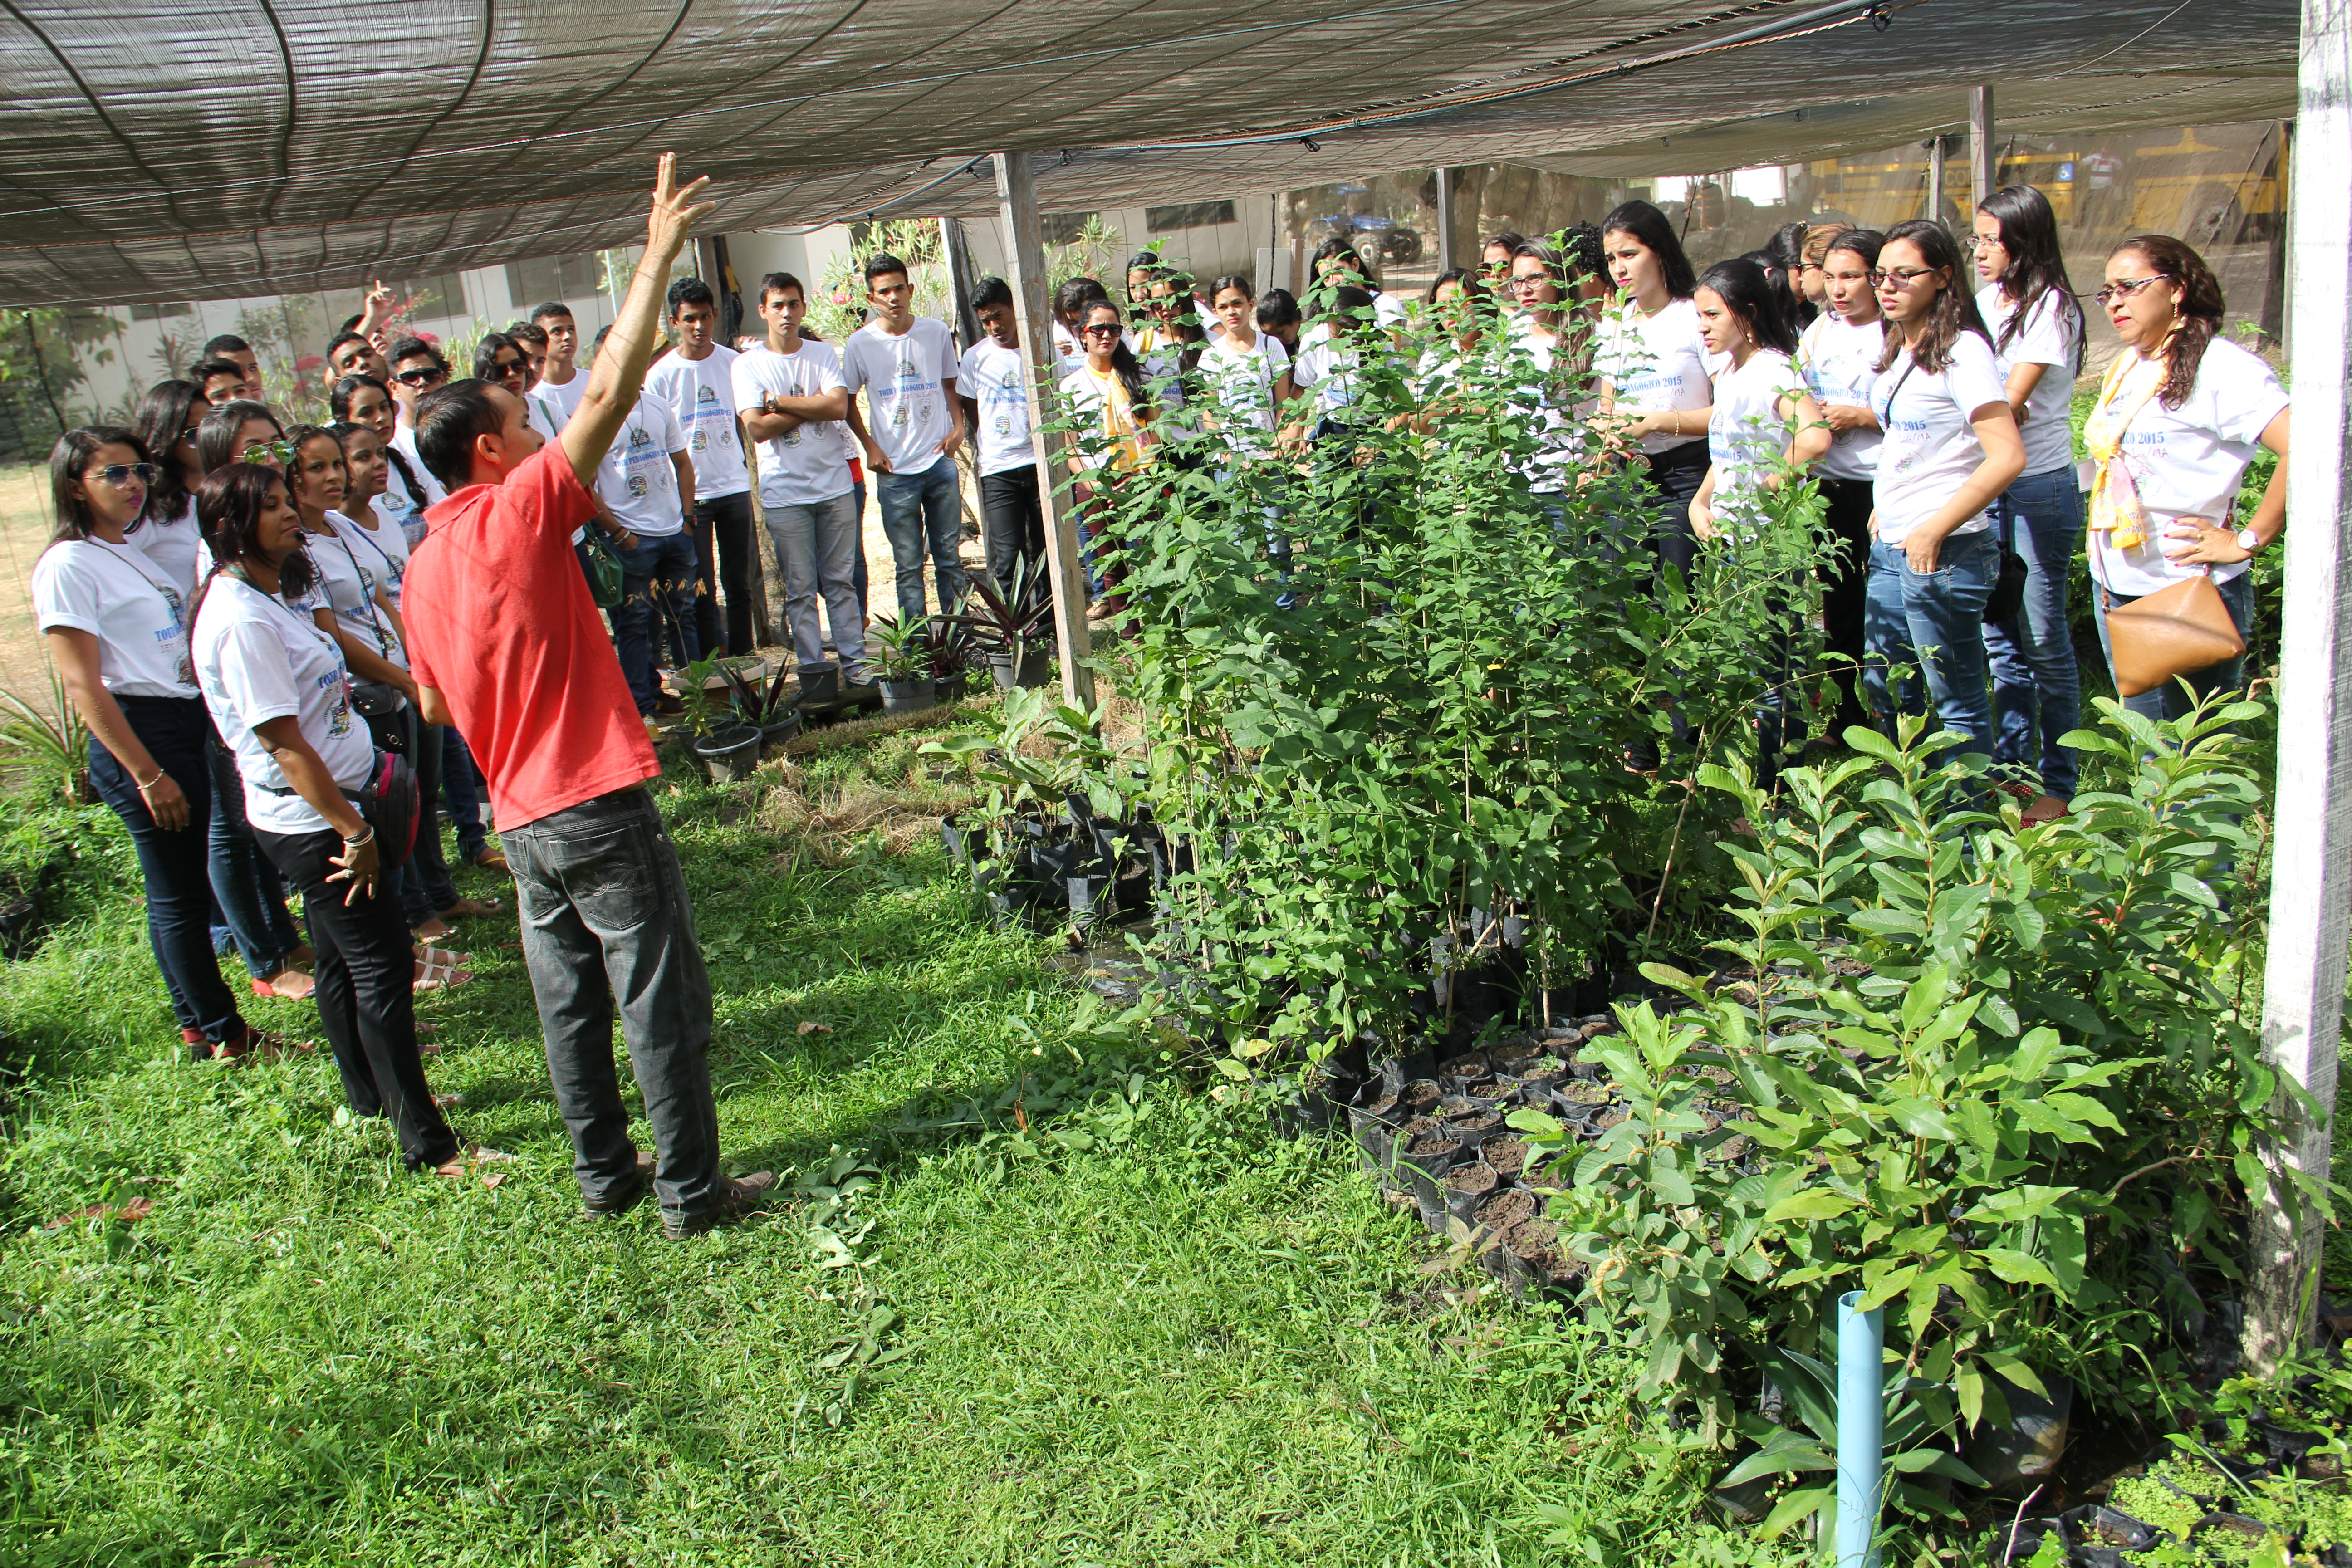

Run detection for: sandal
[[412, 917, 457, 943], [414, 955, 474, 993], [439, 896, 504, 920], [413, 942, 473, 967], [251, 965, 316, 1000]]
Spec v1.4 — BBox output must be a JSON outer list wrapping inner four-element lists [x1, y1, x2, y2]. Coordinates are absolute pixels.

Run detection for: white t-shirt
[[2087, 337, 2288, 597], [1596, 297, 1727, 456], [303, 515, 406, 670], [1978, 285, 2079, 477], [32, 537, 198, 697], [1707, 348, 1807, 530], [842, 316, 958, 475], [1797, 313, 1887, 483], [1199, 329, 1291, 456], [595, 394, 690, 538], [131, 497, 205, 598], [531, 368, 589, 434], [387, 425, 448, 507], [1868, 332, 2011, 547], [337, 507, 412, 612], [732, 341, 854, 508], [646, 346, 750, 500], [957, 338, 1035, 475], [1289, 323, 1361, 419], [194, 575, 374, 837], [1505, 328, 1592, 492]]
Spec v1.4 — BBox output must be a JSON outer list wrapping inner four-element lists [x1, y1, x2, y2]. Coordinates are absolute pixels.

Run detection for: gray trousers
[[764, 489, 867, 674], [503, 786, 720, 1219]]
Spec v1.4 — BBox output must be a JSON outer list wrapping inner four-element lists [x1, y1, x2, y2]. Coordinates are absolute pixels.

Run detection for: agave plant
[[0, 662, 92, 802], [924, 603, 978, 683], [719, 656, 797, 727], [948, 554, 1056, 665]]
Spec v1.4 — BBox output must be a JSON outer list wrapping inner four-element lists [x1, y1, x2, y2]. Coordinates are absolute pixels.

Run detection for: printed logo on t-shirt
[[320, 672, 353, 737], [691, 430, 708, 452], [697, 384, 717, 405], [628, 474, 650, 498]]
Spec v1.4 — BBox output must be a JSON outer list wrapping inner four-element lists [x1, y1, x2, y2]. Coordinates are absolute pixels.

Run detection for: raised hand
[[646, 152, 716, 263]]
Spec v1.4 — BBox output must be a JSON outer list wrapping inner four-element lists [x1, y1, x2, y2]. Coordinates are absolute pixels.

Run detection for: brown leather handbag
[[2104, 571, 2245, 697]]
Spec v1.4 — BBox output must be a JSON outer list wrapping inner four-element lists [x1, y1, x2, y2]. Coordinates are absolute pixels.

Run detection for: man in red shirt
[[402, 155, 772, 1238]]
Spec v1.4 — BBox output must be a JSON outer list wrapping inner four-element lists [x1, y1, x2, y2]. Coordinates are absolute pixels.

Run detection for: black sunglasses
[[393, 365, 448, 387]]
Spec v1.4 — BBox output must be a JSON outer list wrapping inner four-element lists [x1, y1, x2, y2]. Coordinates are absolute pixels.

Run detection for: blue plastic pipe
[[1836, 1290, 1884, 1568]]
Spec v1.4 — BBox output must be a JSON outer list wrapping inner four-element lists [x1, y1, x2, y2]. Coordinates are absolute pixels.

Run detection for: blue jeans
[[89, 696, 249, 1047], [1986, 467, 2085, 799], [614, 532, 702, 715], [211, 799, 302, 979], [397, 713, 460, 928], [852, 477, 870, 617], [2092, 569, 2257, 723], [874, 453, 964, 622], [441, 727, 489, 861], [1862, 529, 1999, 760], [763, 490, 866, 674]]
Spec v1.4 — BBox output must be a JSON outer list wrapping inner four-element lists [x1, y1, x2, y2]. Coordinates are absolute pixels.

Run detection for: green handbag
[[581, 528, 625, 608]]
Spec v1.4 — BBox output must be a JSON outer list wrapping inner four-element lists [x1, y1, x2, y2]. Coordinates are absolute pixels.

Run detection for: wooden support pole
[[1435, 167, 1456, 273], [993, 151, 1097, 712], [2245, 0, 2352, 1371], [1969, 87, 1996, 211]]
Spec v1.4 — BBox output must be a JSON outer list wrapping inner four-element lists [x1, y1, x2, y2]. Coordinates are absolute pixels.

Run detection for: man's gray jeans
[[764, 489, 867, 675], [504, 785, 720, 1219]]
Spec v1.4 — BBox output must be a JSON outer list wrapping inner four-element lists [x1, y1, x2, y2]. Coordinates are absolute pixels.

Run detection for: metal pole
[[1969, 87, 1997, 210], [1435, 167, 1456, 273], [992, 152, 1097, 712], [1835, 1291, 1885, 1568], [2245, 0, 2352, 1373], [1924, 135, 1946, 228]]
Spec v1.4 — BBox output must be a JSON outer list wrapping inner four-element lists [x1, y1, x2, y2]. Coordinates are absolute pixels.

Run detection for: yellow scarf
[[2081, 338, 2173, 551]]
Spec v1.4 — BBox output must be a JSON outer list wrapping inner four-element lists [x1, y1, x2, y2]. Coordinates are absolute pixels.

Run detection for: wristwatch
[[2235, 526, 2262, 554]]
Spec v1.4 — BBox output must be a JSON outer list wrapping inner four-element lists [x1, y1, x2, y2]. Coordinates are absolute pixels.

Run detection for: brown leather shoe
[[662, 1171, 778, 1239]]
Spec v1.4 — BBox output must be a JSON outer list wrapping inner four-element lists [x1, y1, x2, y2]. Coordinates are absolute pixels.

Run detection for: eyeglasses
[[84, 463, 160, 487], [392, 365, 447, 387], [2093, 274, 2171, 307], [239, 440, 294, 464], [1506, 275, 1549, 292], [1868, 266, 1938, 289]]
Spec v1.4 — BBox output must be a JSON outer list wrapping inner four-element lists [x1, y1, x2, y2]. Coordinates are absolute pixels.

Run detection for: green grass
[[0, 715, 1760, 1568]]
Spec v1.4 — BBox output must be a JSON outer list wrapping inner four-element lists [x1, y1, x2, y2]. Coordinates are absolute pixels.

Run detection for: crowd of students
[[26, 159, 2289, 1226]]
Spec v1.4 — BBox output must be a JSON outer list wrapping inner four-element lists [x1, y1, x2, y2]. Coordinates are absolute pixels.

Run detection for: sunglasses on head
[[85, 462, 160, 487], [393, 365, 447, 387]]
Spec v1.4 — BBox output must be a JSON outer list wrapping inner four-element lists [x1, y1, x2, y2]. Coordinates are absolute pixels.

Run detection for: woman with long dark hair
[[1506, 238, 1600, 505], [1480, 231, 1528, 290], [1862, 219, 2025, 760], [1592, 200, 1723, 586], [1973, 185, 2087, 819], [1795, 228, 1886, 743], [2082, 234, 2288, 721], [1690, 259, 1831, 787], [128, 380, 210, 594], [1310, 237, 1408, 328], [191, 466, 460, 1170], [32, 428, 289, 1062], [1201, 273, 1294, 459], [1060, 301, 1157, 617], [196, 400, 289, 475], [1766, 222, 1815, 327], [332, 373, 436, 546]]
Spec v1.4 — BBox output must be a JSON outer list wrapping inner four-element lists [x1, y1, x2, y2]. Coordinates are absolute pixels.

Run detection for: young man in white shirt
[[734, 272, 866, 680], [590, 325, 699, 717], [956, 276, 1044, 601], [841, 251, 968, 624], [387, 338, 452, 506], [527, 302, 590, 436], [647, 278, 755, 659]]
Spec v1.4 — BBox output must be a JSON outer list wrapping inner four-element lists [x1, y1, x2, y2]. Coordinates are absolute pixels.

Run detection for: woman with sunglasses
[[1060, 301, 1158, 618], [2082, 235, 2288, 722], [1592, 200, 1725, 585], [128, 379, 211, 596], [32, 428, 289, 1062], [1861, 219, 2024, 762], [190, 466, 461, 1171], [196, 400, 290, 475], [1972, 185, 2087, 819], [1795, 229, 1886, 744]]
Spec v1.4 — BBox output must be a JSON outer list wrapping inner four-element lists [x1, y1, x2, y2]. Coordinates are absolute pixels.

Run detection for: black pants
[[398, 709, 460, 927], [87, 695, 249, 1048], [1816, 475, 1874, 735], [978, 466, 1048, 601], [254, 824, 456, 1169], [692, 490, 757, 659]]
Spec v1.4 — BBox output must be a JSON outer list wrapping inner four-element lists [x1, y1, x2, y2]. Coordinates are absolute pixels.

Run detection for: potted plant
[[947, 555, 1056, 691], [864, 616, 937, 715], [676, 655, 759, 782], [719, 658, 802, 757], [924, 602, 978, 701]]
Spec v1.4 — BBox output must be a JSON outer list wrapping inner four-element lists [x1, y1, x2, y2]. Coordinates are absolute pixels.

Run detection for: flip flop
[[250, 966, 316, 1000]]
